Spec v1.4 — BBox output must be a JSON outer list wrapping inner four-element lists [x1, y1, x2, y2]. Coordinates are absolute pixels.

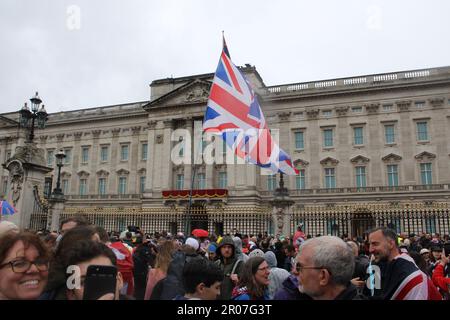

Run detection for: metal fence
[[38, 202, 450, 238], [291, 203, 450, 237], [28, 186, 48, 231], [59, 205, 273, 235]]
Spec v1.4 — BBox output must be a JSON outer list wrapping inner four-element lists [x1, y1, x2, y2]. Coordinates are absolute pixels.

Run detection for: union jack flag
[[203, 38, 299, 175]]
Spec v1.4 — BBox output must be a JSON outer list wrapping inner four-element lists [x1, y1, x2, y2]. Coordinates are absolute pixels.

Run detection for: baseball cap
[[420, 248, 430, 255]]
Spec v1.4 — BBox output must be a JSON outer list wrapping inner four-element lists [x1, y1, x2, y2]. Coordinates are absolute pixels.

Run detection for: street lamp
[[52, 149, 66, 197], [19, 92, 48, 142]]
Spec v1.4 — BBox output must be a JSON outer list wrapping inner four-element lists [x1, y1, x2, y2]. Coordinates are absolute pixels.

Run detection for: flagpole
[[186, 120, 203, 236]]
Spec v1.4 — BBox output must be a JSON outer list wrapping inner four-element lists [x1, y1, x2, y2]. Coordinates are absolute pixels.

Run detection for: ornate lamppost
[[19, 92, 48, 142], [51, 149, 66, 198]]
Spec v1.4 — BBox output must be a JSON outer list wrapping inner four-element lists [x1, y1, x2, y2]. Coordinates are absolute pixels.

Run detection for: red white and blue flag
[[203, 38, 298, 175], [0, 200, 17, 216]]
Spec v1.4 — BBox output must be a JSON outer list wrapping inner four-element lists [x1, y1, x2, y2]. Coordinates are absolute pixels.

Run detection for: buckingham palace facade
[[1, 65, 450, 237]]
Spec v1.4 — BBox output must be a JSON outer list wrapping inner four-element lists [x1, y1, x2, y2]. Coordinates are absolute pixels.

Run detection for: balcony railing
[[64, 184, 449, 200], [266, 184, 448, 197], [66, 194, 141, 200]]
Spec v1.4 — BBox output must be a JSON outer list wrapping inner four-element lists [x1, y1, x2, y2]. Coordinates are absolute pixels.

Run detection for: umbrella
[[192, 228, 208, 238], [1, 200, 17, 216]]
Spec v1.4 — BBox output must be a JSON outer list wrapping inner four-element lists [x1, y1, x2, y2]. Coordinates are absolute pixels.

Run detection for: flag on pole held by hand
[[203, 37, 299, 175], [0, 200, 17, 216]]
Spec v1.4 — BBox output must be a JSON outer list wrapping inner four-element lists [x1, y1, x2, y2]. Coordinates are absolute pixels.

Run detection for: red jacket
[[432, 263, 450, 294]]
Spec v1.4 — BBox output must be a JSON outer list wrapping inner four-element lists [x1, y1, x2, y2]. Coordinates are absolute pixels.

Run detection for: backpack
[[158, 251, 203, 300]]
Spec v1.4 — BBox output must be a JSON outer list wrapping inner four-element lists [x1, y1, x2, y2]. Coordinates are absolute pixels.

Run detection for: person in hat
[[215, 235, 244, 300], [420, 248, 431, 266], [0, 221, 19, 238], [207, 243, 218, 262]]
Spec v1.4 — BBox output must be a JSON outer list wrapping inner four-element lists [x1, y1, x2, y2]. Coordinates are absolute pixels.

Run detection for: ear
[[318, 269, 330, 286], [196, 282, 206, 294]]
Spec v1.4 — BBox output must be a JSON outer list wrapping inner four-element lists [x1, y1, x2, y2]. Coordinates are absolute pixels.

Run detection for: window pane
[[387, 165, 398, 186], [325, 168, 336, 188], [354, 127, 363, 145], [420, 163, 432, 185], [323, 129, 333, 147], [79, 179, 87, 195], [385, 125, 395, 144], [64, 149, 72, 164], [295, 132, 304, 149], [100, 146, 108, 162], [141, 143, 148, 160], [62, 179, 69, 194], [47, 150, 54, 167], [267, 175, 276, 191], [82, 147, 89, 163], [176, 174, 184, 190], [219, 172, 227, 189], [140, 176, 146, 193], [118, 177, 127, 194], [417, 122, 428, 141], [356, 166, 366, 187], [98, 178, 106, 195], [121, 145, 129, 161], [197, 173, 206, 189], [296, 170, 305, 189]]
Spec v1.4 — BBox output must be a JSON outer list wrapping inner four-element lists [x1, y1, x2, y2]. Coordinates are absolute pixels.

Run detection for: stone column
[[270, 174, 294, 237], [183, 119, 194, 190], [161, 120, 174, 190], [143, 120, 157, 197], [129, 126, 141, 194], [110, 128, 121, 193], [47, 196, 66, 231], [2, 142, 52, 228], [90, 130, 101, 193]]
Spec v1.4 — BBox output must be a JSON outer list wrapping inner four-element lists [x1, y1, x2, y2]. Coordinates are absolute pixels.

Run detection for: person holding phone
[[62, 240, 128, 300], [431, 247, 450, 299]]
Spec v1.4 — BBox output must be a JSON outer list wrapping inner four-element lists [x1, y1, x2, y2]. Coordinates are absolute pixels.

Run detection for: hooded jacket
[[215, 236, 244, 300], [264, 251, 290, 299]]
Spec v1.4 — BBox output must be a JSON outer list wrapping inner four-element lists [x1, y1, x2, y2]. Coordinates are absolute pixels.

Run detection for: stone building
[[1, 65, 450, 237]]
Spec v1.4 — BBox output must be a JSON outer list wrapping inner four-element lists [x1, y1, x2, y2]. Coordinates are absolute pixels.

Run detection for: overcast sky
[[1, 0, 449, 114]]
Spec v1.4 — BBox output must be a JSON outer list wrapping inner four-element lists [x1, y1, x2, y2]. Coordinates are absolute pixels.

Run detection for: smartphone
[[444, 243, 450, 257], [83, 265, 117, 300]]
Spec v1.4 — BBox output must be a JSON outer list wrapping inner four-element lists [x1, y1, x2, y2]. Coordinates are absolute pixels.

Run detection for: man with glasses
[[295, 235, 361, 300]]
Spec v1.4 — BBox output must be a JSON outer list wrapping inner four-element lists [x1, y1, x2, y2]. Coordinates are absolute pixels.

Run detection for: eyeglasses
[[0, 258, 49, 273], [295, 263, 330, 274]]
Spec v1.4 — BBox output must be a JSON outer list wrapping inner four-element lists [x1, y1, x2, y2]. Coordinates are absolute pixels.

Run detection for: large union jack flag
[[203, 38, 299, 175]]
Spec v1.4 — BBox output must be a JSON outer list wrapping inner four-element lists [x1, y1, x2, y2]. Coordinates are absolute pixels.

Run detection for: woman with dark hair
[[231, 256, 270, 300], [41, 225, 100, 300], [0, 232, 50, 300]]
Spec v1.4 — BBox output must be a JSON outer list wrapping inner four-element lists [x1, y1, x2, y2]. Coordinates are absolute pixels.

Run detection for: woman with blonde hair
[[144, 240, 176, 300]]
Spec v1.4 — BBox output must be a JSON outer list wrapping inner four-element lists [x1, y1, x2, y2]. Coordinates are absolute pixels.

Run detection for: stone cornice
[[396, 100, 411, 112], [415, 151, 436, 160], [112, 128, 121, 137], [335, 106, 349, 117], [429, 97, 445, 107], [56, 134, 65, 142], [382, 153, 402, 162], [350, 155, 370, 164], [92, 130, 102, 138], [320, 157, 339, 166], [365, 103, 380, 114]]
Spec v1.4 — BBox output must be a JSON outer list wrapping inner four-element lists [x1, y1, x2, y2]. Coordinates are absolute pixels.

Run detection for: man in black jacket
[[215, 236, 244, 300]]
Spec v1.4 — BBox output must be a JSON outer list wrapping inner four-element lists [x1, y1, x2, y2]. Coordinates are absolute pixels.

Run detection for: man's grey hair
[[300, 236, 355, 286]]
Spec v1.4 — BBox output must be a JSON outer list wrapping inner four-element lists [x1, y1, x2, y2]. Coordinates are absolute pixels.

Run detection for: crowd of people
[[0, 217, 449, 300]]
